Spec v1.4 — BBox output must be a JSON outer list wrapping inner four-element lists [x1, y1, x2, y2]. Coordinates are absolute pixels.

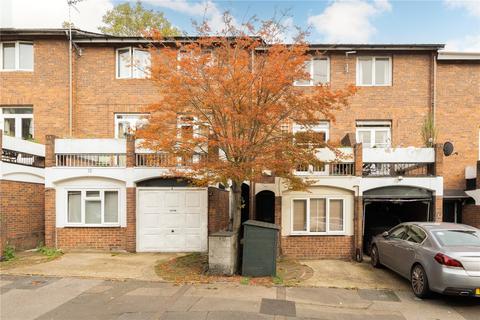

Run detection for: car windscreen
[[432, 230, 480, 246]]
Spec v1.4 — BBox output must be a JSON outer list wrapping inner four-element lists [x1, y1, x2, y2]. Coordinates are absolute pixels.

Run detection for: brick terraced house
[[0, 28, 479, 260]]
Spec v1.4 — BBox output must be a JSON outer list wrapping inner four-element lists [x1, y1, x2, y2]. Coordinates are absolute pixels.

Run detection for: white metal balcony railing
[[295, 163, 355, 176], [1, 135, 45, 168], [54, 138, 126, 167], [55, 154, 126, 167]]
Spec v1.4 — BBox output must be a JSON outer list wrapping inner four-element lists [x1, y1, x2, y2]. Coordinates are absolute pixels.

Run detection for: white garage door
[[137, 188, 208, 252]]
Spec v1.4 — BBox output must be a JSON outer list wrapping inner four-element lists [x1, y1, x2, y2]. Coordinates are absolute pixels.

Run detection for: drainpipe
[[432, 52, 437, 127], [68, 26, 73, 137]]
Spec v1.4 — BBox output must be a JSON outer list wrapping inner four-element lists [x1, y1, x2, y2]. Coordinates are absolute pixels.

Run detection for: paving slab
[[186, 283, 276, 301], [286, 287, 371, 309], [189, 296, 262, 313], [207, 311, 274, 320], [357, 288, 400, 302], [161, 311, 208, 320], [260, 298, 296, 317]]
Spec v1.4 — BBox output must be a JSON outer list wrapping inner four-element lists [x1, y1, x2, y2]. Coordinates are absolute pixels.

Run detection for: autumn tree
[[99, 1, 180, 36], [138, 15, 356, 269]]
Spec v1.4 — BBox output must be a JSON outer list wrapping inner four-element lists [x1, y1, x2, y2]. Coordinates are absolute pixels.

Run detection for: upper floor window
[[116, 47, 151, 79], [356, 120, 391, 148], [294, 57, 330, 86], [0, 42, 33, 71], [0, 106, 33, 140], [115, 113, 148, 138], [292, 122, 330, 146], [356, 56, 391, 86]]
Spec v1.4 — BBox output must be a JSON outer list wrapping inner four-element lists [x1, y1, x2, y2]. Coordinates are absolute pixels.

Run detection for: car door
[[394, 225, 427, 278], [379, 225, 408, 270]]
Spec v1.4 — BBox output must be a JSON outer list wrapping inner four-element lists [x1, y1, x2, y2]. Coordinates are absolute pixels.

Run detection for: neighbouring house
[[0, 28, 479, 260]]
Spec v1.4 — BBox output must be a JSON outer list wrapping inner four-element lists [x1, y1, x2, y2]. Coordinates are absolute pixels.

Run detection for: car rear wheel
[[411, 264, 430, 298], [370, 245, 382, 268]]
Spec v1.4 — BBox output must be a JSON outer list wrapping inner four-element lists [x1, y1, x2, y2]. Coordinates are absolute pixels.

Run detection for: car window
[[388, 226, 407, 240], [405, 226, 427, 244], [433, 230, 480, 246]]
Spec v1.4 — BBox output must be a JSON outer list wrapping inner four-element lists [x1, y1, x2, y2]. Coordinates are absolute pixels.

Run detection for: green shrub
[[2, 245, 15, 261], [37, 245, 63, 259]]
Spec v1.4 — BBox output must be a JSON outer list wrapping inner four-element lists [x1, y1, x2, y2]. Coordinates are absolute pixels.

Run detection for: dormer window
[[1, 42, 33, 71], [116, 47, 151, 79], [294, 57, 330, 86]]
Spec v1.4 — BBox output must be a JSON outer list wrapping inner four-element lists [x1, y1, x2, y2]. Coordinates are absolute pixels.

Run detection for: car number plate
[[476, 288, 480, 296]]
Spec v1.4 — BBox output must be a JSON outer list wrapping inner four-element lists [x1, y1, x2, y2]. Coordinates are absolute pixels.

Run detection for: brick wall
[[462, 205, 480, 229], [208, 187, 230, 233], [280, 236, 354, 259], [0, 180, 45, 252], [436, 61, 480, 190], [56, 227, 127, 250]]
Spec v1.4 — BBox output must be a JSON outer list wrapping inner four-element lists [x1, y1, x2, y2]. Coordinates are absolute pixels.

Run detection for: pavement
[[0, 252, 179, 281], [1, 275, 479, 320]]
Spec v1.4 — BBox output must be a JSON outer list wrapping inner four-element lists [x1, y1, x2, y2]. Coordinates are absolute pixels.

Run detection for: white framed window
[[356, 120, 391, 148], [114, 113, 148, 138], [0, 106, 34, 140], [293, 122, 329, 174], [291, 197, 345, 235], [116, 47, 151, 79], [294, 57, 330, 86], [66, 189, 119, 226], [0, 42, 34, 71], [356, 56, 391, 86]]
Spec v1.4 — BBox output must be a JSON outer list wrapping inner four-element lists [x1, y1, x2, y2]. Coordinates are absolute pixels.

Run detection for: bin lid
[[242, 220, 280, 230]]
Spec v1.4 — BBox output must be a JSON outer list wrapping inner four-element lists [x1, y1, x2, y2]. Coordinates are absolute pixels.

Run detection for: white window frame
[[0, 41, 34, 72], [65, 189, 120, 227], [291, 197, 346, 235], [292, 122, 329, 175], [294, 57, 330, 86], [356, 56, 392, 86], [115, 47, 150, 79], [0, 107, 34, 139], [356, 121, 391, 148], [114, 113, 149, 138]]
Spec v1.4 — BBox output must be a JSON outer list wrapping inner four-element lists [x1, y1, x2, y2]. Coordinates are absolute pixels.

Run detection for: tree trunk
[[230, 180, 243, 273]]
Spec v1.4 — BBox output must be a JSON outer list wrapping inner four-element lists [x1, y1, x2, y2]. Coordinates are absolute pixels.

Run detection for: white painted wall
[[0, 162, 44, 184], [55, 139, 126, 154], [362, 147, 434, 163], [55, 177, 127, 228], [2, 135, 45, 156]]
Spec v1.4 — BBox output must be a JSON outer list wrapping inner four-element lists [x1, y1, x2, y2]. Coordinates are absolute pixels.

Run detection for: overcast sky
[[1, 0, 479, 51]]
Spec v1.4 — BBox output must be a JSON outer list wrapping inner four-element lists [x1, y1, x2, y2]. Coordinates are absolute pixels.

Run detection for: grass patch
[[37, 246, 63, 260]]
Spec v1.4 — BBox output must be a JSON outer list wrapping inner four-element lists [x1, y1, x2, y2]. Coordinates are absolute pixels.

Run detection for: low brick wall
[[462, 204, 480, 229], [280, 235, 354, 259], [208, 187, 230, 233], [56, 227, 128, 250], [0, 180, 45, 252]]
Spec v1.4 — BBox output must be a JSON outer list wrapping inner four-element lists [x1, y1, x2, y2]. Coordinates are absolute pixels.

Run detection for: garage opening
[[363, 186, 433, 254], [255, 190, 275, 223]]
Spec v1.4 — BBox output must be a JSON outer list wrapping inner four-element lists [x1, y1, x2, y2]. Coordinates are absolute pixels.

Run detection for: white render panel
[[0, 162, 44, 184], [137, 188, 208, 252], [315, 147, 354, 162], [55, 139, 126, 154], [362, 147, 435, 163], [3, 135, 45, 156]]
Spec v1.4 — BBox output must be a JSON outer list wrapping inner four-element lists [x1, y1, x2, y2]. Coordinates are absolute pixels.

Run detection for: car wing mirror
[[382, 231, 389, 238]]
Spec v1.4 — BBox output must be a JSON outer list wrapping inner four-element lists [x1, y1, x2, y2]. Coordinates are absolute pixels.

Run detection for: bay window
[[292, 198, 345, 234], [116, 47, 151, 79], [356, 56, 391, 86], [67, 190, 119, 226], [0, 106, 34, 140], [1, 42, 33, 71], [294, 57, 330, 86]]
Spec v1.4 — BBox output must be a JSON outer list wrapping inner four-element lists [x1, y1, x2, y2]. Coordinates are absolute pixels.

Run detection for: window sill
[[0, 69, 34, 72], [293, 83, 330, 87], [355, 84, 392, 87], [290, 232, 347, 236], [63, 224, 121, 228]]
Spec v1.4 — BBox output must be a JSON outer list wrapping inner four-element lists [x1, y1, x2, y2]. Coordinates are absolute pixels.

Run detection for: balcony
[[55, 139, 126, 167], [1, 135, 45, 168]]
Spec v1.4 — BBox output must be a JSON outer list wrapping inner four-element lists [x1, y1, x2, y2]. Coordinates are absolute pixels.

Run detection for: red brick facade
[[281, 236, 354, 259], [462, 205, 480, 229], [0, 180, 45, 252]]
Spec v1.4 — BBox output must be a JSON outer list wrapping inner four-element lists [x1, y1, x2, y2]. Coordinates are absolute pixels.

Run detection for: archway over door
[[255, 190, 275, 223]]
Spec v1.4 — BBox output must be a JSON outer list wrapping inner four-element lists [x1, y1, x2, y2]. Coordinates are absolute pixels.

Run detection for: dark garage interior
[[363, 186, 433, 254]]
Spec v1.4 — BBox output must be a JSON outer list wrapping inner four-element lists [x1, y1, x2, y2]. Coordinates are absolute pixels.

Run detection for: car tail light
[[434, 253, 464, 268]]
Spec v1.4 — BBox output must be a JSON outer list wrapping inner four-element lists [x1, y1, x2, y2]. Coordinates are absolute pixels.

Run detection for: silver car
[[370, 222, 480, 298]]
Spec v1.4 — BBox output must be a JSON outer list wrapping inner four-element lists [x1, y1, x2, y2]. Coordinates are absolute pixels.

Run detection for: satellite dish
[[443, 142, 454, 156]]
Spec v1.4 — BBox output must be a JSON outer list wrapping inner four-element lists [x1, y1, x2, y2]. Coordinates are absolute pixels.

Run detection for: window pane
[[310, 199, 326, 232], [374, 130, 390, 147], [85, 200, 101, 224], [312, 59, 328, 84], [104, 191, 118, 223], [375, 58, 389, 85], [293, 200, 307, 231], [4, 118, 15, 136], [21, 118, 33, 139], [67, 191, 81, 223], [19, 43, 33, 70], [329, 199, 343, 231], [117, 49, 130, 78], [406, 226, 426, 244], [2, 43, 15, 69], [2, 107, 33, 114], [86, 191, 100, 197], [133, 49, 150, 78], [295, 60, 311, 85], [357, 130, 371, 147], [359, 58, 372, 85]]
